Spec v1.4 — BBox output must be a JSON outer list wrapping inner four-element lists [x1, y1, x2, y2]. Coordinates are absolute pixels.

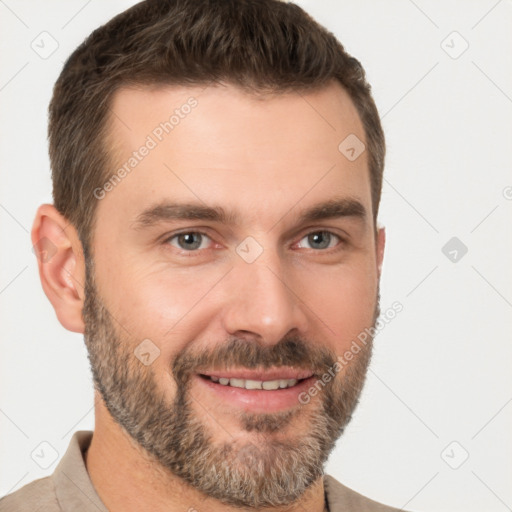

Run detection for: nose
[[220, 254, 309, 345]]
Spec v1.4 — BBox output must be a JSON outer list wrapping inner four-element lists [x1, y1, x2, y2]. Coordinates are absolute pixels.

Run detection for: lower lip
[[195, 374, 316, 413]]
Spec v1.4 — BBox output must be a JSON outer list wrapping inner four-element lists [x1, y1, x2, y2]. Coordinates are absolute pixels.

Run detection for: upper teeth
[[209, 376, 299, 390]]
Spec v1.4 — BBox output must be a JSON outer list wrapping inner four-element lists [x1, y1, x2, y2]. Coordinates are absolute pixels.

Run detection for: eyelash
[[162, 229, 346, 255]]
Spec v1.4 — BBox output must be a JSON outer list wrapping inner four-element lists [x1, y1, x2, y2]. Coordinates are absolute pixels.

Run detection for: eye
[[166, 232, 213, 251], [296, 231, 341, 250]]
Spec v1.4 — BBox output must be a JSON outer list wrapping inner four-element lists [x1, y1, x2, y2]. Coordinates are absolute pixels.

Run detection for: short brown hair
[[49, 0, 385, 260]]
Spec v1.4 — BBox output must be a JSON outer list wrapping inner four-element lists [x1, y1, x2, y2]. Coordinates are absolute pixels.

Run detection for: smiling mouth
[[196, 369, 317, 412], [199, 374, 310, 390]]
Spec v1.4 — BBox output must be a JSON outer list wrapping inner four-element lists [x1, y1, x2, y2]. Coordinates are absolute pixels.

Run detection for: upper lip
[[198, 367, 314, 381]]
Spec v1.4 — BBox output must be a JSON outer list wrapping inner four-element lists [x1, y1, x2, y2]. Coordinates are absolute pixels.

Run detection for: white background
[[1, 1, 511, 511]]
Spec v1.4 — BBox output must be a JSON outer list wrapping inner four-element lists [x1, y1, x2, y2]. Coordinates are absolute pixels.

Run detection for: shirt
[[0, 431, 407, 511]]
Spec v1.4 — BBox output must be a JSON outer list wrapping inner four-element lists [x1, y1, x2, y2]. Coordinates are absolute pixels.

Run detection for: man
[[1, 0, 406, 510]]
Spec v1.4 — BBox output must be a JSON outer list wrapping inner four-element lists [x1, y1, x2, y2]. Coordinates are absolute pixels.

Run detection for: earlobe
[[31, 204, 86, 333]]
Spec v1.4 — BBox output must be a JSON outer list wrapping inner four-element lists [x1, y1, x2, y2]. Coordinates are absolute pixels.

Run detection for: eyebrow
[[131, 197, 367, 230]]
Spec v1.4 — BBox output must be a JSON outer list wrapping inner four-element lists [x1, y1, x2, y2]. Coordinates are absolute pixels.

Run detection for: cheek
[[99, 261, 224, 354], [297, 263, 378, 345]]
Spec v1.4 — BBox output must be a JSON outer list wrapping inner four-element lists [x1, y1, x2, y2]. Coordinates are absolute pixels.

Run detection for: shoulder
[[324, 474, 410, 512], [0, 476, 61, 512]]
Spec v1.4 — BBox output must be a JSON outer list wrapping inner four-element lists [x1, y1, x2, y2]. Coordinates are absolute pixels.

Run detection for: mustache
[[171, 335, 338, 387]]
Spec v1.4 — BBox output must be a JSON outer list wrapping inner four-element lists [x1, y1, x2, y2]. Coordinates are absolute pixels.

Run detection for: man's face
[[82, 82, 383, 507]]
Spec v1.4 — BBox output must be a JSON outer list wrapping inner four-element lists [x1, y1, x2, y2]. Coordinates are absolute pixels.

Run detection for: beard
[[82, 257, 379, 508]]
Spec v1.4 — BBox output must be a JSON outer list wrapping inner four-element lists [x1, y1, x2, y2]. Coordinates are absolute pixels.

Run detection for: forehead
[[99, 81, 371, 231]]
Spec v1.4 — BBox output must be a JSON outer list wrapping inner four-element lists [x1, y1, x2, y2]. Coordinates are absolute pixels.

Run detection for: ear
[[31, 204, 86, 333], [375, 224, 386, 279]]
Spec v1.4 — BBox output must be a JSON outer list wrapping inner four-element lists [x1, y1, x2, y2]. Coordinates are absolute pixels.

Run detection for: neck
[[85, 395, 327, 512]]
